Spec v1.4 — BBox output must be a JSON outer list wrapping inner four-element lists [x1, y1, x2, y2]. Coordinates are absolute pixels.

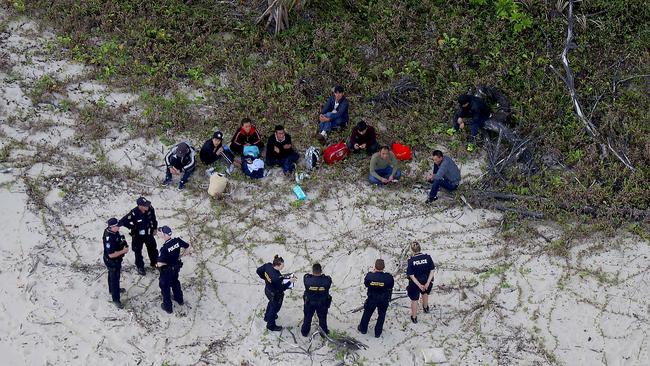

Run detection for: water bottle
[[293, 185, 306, 200]]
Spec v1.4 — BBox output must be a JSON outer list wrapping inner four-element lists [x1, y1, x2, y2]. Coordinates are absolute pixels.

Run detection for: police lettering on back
[[413, 258, 429, 266]]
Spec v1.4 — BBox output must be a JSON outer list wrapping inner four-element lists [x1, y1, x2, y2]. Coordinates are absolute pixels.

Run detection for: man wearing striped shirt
[[162, 141, 196, 190]]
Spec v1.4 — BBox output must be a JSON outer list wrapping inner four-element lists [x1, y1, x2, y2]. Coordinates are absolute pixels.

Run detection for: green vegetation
[[9, 0, 650, 225]]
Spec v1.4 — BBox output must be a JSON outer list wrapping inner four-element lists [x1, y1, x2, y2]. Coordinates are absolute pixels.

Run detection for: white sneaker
[[225, 164, 235, 176], [320, 130, 327, 138]]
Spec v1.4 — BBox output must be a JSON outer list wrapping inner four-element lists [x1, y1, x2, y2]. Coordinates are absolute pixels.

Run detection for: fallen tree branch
[[369, 76, 423, 110], [464, 189, 650, 221], [550, 0, 636, 172], [493, 204, 545, 219]]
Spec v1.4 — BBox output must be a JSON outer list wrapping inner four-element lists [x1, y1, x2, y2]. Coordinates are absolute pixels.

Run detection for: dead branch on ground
[[369, 76, 423, 110], [550, 0, 636, 171]]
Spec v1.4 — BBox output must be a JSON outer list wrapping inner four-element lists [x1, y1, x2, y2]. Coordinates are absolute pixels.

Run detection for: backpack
[[243, 157, 265, 179], [304, 146, 320, 170], [392, 142, 412, 161], [323, 142, 349, 164], [243, 145, 260, 158]]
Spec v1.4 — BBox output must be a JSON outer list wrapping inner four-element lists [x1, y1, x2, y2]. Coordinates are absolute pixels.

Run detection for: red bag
[[392, 142, 412, 161], [323, 142, 349, 164]]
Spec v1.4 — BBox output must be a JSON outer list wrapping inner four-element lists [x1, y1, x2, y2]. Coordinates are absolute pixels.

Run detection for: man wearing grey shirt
[[369, 146, 401, 185], [426, 150, 460, 202]]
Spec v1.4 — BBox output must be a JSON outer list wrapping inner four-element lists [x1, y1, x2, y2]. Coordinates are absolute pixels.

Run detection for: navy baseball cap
[[107, 218, 119, 227], [213, 131, 223, 140], [136, 197, 151, 207], [159, 226, 172, 235]]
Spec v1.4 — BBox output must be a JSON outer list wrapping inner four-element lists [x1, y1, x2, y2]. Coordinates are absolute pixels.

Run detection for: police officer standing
[[406, 242, 435, 323], [256, 255, 296, 331], [357, 259, 394, 338], [103, 218, 129, 309], [119, 197, 158, 275], [156, 225, 190, 314], [301, 263, 332, 337]]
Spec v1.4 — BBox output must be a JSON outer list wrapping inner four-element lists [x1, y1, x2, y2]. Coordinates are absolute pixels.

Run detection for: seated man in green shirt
[[368, 146, 401, 185]]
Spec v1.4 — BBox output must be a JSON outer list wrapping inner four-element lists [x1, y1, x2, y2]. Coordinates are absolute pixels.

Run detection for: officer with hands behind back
[[119, 197, 158, 276], [256, 255, 296, 331], [156, 225, 190, 314], [301, 263, 332, 337], [406, 241, 436, 323], [103, 217, 129, 309]]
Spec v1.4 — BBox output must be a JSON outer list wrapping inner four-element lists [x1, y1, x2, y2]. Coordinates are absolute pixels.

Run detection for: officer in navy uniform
[[103, 218, 129, 309], [406, 241, 435, 323], [119, 197, 158, 275], [156, 225, 190, 314], [301, 263, 332, 337], [256, 255, 296, 331], [357, 259, 394, 338]]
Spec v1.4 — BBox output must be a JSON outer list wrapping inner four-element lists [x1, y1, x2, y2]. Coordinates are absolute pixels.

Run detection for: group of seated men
[[161, 86, 481, 202], [162, 118, 300, 186]]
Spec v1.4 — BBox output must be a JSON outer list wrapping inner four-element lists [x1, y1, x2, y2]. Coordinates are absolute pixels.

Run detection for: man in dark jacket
[[119, 197, 158, 275], [156, 225, 190, 314], [358, 259, 394, 338], [103, 218, 129, 308], [230, 118, 264, 156], [426, 150, 461, 203], [163, 141, 196, 189], [347, 120, 379, 155], [265, 125, 300, 175], [453, 94, 491, 145], [256, 255, 296, 331], [200, 131, 235, 174], [301, 263, 332, 337], [317, 85, 349, 141]]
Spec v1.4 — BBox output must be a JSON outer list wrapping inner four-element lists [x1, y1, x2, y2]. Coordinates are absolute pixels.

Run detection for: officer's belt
[[160, 264, 181, 271]]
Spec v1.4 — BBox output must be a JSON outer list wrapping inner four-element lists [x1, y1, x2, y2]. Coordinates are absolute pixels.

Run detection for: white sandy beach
[[1, 9, 649, 366]]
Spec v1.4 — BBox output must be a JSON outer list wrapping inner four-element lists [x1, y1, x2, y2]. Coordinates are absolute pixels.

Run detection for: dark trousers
[[347, 140, 379, 155], [368, 166, 402, 185], [104, 258, 121, 302], [358, 299, 389, 337], [242, 161, 264, 179], [429, 164, 458, 199], [165, 166, 196, 184], [266, 151, 299, 173], [264, 287, 284, 328], [453, 111, 487, 138], [131, 235, 158, 270], [203, 149, 235, 166], [429, 178, 458, 199], [301, 301, 329, 336], [159, 266, 183, 311], [319, 112, 347, 132]]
